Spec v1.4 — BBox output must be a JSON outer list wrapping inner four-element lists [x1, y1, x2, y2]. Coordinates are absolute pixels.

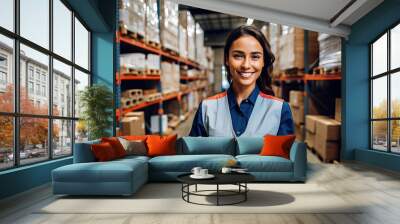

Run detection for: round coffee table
[[177, 173, 255, 206]]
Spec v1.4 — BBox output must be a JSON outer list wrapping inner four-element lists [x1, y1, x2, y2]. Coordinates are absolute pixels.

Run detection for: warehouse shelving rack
[[274, 72, 342, 140], [116, 31, 209, 135]]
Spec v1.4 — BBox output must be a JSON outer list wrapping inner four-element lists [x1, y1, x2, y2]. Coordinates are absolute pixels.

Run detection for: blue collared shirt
[[189, 86, 294, 137]]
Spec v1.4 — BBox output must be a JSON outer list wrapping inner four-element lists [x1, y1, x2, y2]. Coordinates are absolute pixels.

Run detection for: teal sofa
[[52, 137, 307, 196]]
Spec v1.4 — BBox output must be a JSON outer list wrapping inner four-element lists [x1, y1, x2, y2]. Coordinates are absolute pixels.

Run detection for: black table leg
[[217, 184, 219, 206], [195, 184, 197, 192], [245, 183, 247, 201]]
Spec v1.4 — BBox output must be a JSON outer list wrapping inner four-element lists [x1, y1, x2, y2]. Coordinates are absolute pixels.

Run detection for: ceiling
[[176, 0, 384, 38]]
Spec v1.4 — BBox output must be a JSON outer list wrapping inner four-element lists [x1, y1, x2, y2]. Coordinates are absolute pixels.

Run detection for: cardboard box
[[315, 117, 341, 141], [289, 90, 304, 107], [291, 104, 304, 125], [121, 112, 145, 135], [315, 139, 340, 162], [279, 27, 318, 71], [305, 115, 326, 133], [295, 124, 304, 141], [305, 130, 315, 148], [335, 98, 341, 122]]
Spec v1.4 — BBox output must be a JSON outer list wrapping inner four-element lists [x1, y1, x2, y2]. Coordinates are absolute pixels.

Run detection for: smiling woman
[[189, 25, 294, 137]]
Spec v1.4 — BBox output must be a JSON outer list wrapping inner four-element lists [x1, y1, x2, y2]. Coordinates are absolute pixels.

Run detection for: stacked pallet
[[145, 0, 160, 46], [143, 88, 161, 102], [161, 62, 180, 94], [318, 33, 342, 72], [120, 53, 160, 74], [179, 10, 196, 61], [289, 90, 305, 141], [120, 53, 146, 73], [146, 54, 161, 74], [195, 23, 207, 67], [269, 23, 281, 78], [178, 24, 188, 58], [160, 0, 179, 53], [121, 89, 144, 109], [279, 27, 318, 74], [289, 90, 320, 141], [119, 0, 146, 39]]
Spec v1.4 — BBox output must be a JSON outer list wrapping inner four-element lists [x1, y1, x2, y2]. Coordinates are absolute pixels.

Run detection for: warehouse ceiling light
[[246, 18, 254, 25]]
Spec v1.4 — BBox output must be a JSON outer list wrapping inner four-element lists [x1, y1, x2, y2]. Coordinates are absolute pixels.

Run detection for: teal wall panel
[[343, 0, 400, 171]]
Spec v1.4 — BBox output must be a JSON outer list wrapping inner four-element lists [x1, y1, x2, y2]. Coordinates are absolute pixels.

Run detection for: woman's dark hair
[[224, 25, 275, 96]]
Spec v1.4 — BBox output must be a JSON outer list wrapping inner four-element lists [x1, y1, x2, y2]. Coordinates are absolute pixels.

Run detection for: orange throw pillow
[[101, 137, 126, 158], [91, 142, 117, 162], [260, 135, 296, 159], [146, 134, 177, 157]]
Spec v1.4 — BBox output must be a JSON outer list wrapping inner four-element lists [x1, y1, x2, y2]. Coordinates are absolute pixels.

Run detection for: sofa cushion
[[146, 134, 177, 157], [52, 158, 147, 183], [91, 142, 118, 161], [73, 139, 100, 163], [236, 155, 293, 172], [118, 137, 147, 156], [101, 137, 127, 158], [177, 137, 235, 155], [148, 154, 235, 172], [260, 135, 296, 159], [236, 137, 264, 155]]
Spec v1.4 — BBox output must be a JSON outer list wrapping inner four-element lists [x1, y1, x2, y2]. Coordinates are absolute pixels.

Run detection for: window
[[42, 85, 46, 97], [28, 81, 34, 94], [0, 71, 6, 85], [0, 54, 7, 87], [28, 67, 34, 80], [0, 0, 13, 32], [371, 23, 400, 154], [0, 0, 91, 170], [36, 83, 40, 95]]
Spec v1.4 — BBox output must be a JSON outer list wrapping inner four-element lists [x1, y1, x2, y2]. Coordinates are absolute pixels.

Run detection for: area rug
[[37, 183, 362, 214]]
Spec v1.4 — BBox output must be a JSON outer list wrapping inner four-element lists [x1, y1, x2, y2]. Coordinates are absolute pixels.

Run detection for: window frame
[[0, 0, 92, 171], [370, 20, 400, 154]]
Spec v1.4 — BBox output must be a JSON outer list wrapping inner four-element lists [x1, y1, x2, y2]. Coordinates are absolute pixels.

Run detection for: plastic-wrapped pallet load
[[146, 0, 160, 45], [160, 0, 179, 53], [318, 33, 341, 71], [119, 0, 146, 37], [195, 23, 206, 66], [268, 23, 281, 77], [160, 62, 180, 93], [179, 25, 188, 58], [179, 10, 196, 61], [120, 53, 146, 71], [279, 27, 318, 72], [146, 54, 160, 71]]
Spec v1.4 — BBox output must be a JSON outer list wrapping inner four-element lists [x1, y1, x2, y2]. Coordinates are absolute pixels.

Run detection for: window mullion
[[14, 0, 20, 167], [71, 11, 76, 154], [387, 29, 391, 152], [49, 0, 53, 160]]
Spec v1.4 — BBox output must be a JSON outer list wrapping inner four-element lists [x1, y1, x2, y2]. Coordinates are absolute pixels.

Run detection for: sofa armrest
[[289, 141, 307, 182], [73, 140, 99, 163]]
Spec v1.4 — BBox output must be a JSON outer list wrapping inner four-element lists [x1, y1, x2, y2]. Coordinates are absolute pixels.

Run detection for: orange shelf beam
[[119, 75, 161, 81], [162, 92, 179, 101], [118, 33, 200, 69], [304, 74, 342, 81]]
